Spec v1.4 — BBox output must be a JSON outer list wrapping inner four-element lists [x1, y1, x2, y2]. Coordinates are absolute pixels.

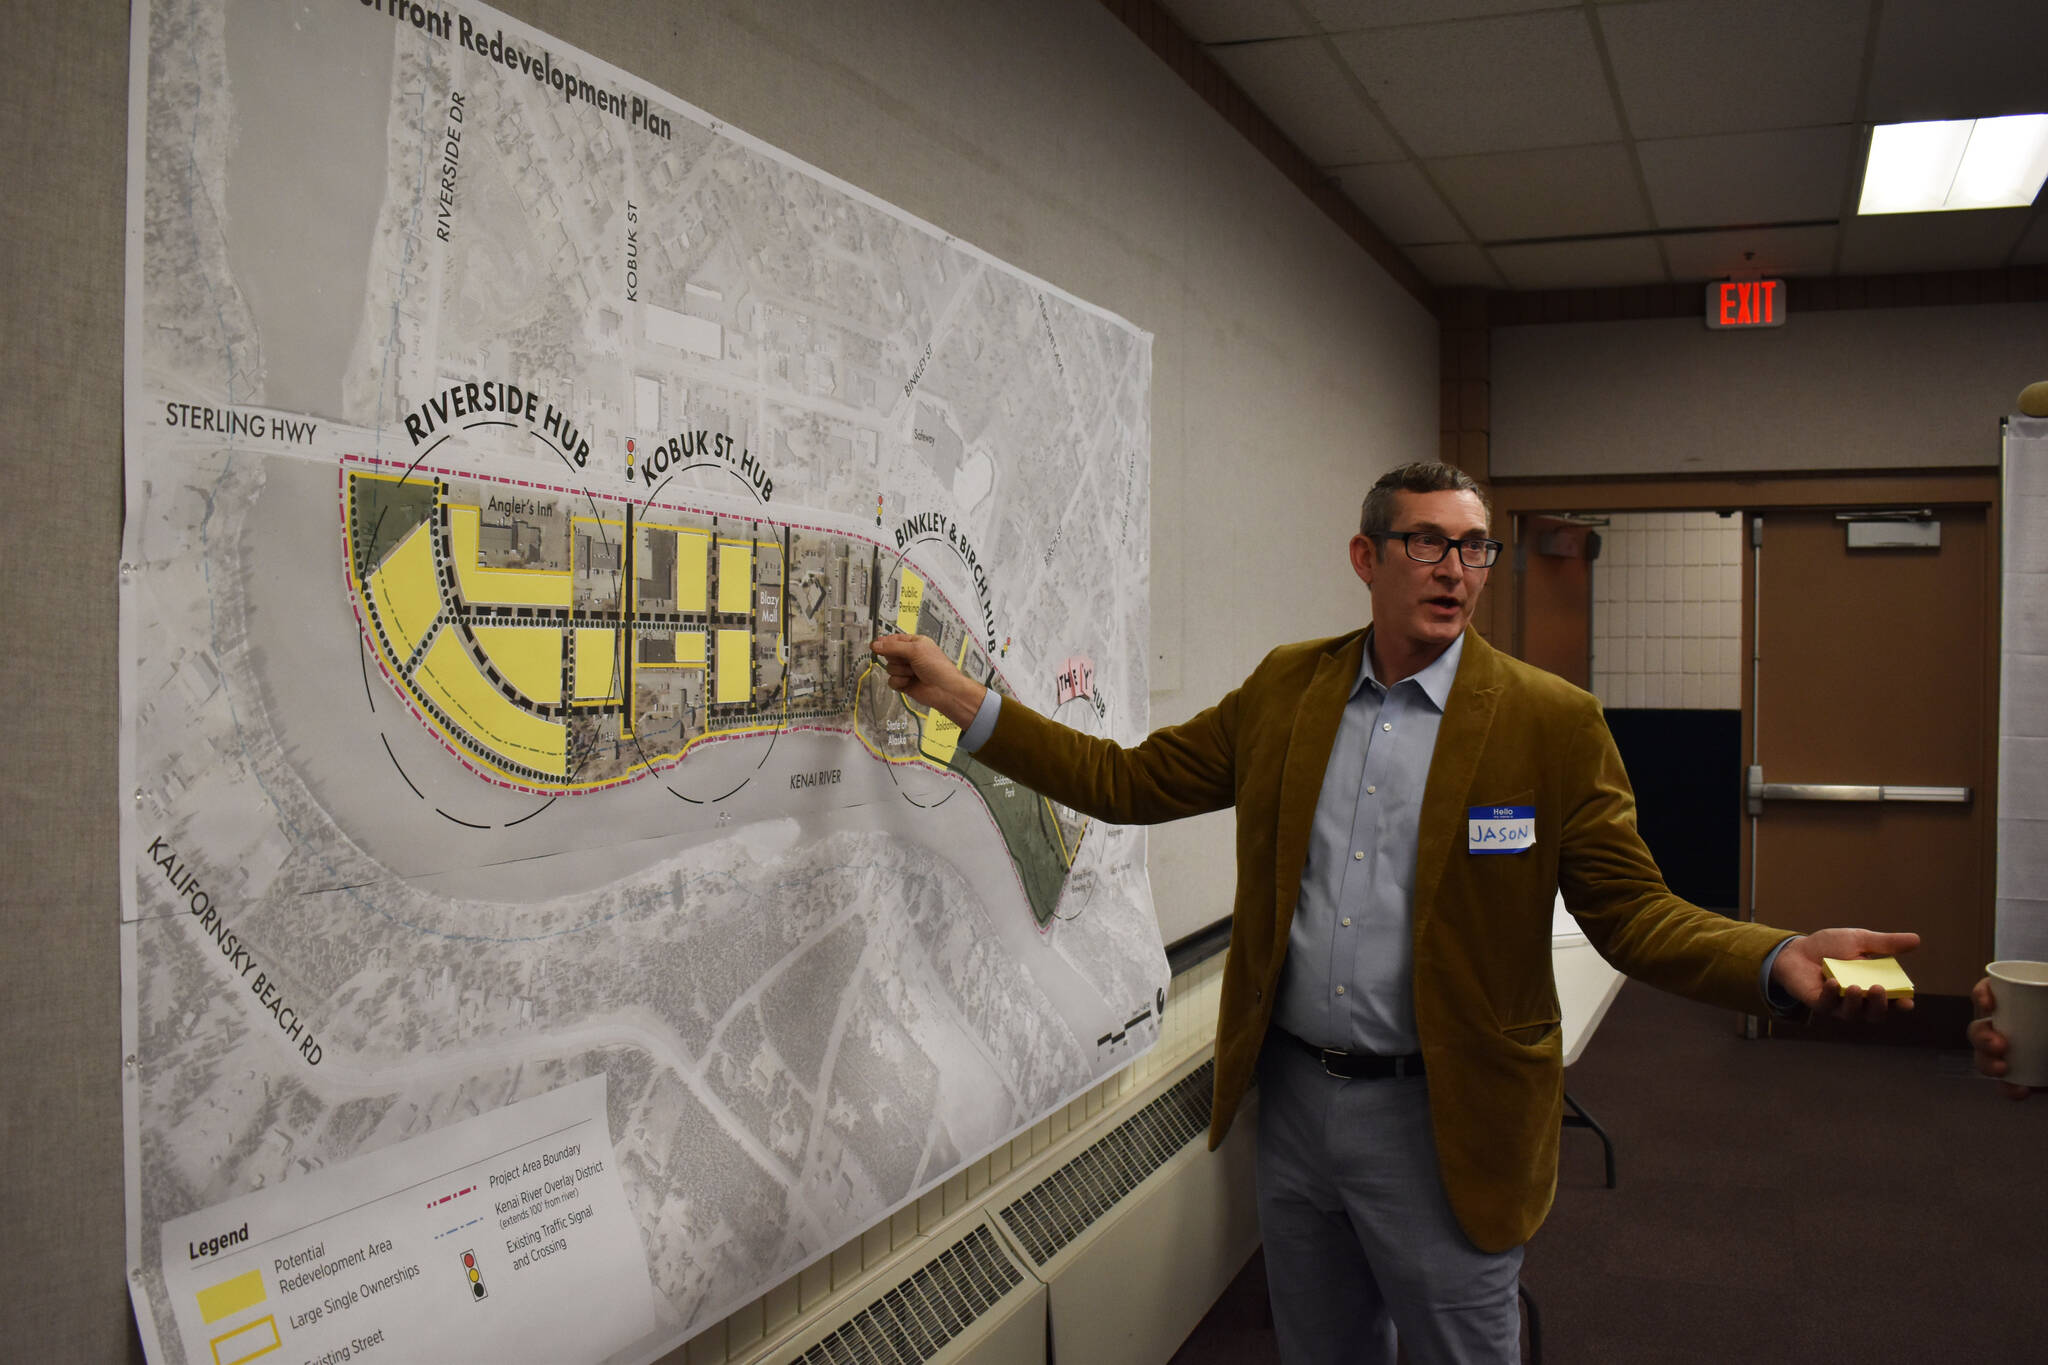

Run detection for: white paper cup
[[1986, 961, 2048, 1089]]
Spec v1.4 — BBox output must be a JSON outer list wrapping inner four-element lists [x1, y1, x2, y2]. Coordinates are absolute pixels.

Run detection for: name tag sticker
[[1468, 804, 1536, 855]]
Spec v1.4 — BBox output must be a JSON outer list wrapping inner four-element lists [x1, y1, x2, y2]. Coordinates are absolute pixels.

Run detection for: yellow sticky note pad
[[1821, 955, 1915, 999]]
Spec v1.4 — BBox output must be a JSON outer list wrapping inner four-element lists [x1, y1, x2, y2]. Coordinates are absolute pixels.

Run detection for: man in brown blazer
[[872, 461, 1916, 1365]]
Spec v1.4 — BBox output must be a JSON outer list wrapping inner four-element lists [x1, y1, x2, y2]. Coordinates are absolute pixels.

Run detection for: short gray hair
[[1359, 461, 1489, 537]]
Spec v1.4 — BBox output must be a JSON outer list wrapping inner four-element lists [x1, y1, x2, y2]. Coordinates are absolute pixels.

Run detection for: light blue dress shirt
[[960, 687, 1003, 753], [1271, 632, 1463, 1054]]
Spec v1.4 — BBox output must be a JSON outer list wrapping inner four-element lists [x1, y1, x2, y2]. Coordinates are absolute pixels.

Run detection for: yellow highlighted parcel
[[675, 529, 710, 611], [472, 626, 563, 704], [367, 522, 442, 662], [574, 628, 619, 700], [896, 570, 924, 635], [715, 629, 751, 703], [446, 504, 570, 607], [919, 709, 961, 764], [637, 631, 706, 667], [415, 633, 567, 776], [717, 542, 753, 614]]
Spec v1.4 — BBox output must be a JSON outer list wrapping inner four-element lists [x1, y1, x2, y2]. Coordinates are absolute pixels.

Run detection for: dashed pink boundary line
[[335, 452, 1013, 790], [335, 453, 1068, 928], [426, 1184, 476, 1210]]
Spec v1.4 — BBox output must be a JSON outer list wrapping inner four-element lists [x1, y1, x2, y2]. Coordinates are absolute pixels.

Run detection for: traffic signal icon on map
[[461, 1248, 488, 1302]]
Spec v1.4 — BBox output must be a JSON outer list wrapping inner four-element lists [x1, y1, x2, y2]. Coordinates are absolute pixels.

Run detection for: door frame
[[1516, 513, 1599, 688], [1487, 468, 2002, 977]]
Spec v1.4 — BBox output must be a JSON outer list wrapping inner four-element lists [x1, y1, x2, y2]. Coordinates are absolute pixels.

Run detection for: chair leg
[[1518, 1281, 1542, 1365], [1561, 1089, 1617, 1189]]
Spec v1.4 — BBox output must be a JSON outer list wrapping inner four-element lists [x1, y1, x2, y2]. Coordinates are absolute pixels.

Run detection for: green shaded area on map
[[947, 747, 1077, 926], [351, 476, 438, 578]]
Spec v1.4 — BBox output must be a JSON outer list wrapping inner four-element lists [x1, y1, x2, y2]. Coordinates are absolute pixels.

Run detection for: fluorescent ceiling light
[[1953, 115, 2048, 208], [1858, 114, 2048, 214]]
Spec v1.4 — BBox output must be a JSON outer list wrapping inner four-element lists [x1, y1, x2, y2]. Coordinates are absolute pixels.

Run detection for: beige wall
[[1493, 302, 2046, 477], [0, 2, 1436, 1358]]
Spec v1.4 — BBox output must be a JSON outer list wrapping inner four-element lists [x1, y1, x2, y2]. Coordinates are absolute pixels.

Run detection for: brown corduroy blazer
[[973, 625, 1793, 1252]]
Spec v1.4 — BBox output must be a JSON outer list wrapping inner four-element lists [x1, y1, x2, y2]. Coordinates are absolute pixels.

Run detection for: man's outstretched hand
[[870, 633, 988, 729], [1769, 928, 1923, 1022]]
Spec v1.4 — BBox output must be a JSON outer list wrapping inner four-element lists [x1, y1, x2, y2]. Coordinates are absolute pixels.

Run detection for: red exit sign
[[1706, 278, 1785, 329]]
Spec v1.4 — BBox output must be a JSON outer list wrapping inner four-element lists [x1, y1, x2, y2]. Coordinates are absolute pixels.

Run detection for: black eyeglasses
[[1378, 531, 1502, 568]]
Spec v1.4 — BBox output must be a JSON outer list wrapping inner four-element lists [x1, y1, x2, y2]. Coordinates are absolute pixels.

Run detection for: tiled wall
[[678, 952, 1229, 1363], [1591, 511, 1745, 711], [1998, 426, 2048, 961]]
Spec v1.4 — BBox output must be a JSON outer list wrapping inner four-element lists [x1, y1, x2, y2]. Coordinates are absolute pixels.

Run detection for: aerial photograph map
[[119, 2, 1158, 1361]]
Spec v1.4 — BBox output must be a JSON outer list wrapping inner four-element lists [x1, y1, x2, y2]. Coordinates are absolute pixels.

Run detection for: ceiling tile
[[1332, 10, 1620, 158], [1304, 0, 1574, 30], [2013, 214, 2048, 267], [1868, 0, 2048, 123], [1638, 126, 1856, 228], [1210, 38, 1406, 165], [1837, 208, 2035, 274], [1429, 143, 1649, 241], [1161, 0, 1314, 44], [1405, 243, 1508, 287], [1333, 161, 1469, 244], [1599, 0, 1867, 139], [1490, 236, 1668, 289], [1659, 224, 1841, 281]]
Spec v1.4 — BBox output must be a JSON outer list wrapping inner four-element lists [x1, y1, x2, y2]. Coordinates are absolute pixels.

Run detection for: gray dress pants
[[1254, 1034, 1525, 1365]]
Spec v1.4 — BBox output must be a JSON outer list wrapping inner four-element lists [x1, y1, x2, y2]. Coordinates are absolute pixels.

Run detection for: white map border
[[119, 2, 1158, 1360]]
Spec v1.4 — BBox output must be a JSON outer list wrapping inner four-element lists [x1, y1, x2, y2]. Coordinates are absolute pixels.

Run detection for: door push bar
[[1745, 766, 1972, 817]]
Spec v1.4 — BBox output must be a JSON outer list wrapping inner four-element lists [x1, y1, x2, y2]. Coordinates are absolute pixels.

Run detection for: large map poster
[[120, 2, 1158, 1360]]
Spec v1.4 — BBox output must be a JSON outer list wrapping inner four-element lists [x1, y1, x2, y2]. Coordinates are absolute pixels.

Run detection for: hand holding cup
[[1970, 964, 2048, 1100]]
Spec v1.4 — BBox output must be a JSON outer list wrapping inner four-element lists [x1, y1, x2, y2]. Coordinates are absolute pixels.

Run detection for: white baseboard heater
[[751, 1053, 1260, 1365], [776, 1219, 1045, 1365]]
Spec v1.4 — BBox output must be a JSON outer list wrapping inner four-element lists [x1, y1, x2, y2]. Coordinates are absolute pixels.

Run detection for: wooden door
[[1518, 514, 1595, 688], [1747, 508, 1992, 996]]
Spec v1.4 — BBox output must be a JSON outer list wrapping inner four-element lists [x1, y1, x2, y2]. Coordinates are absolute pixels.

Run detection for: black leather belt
[[1278, 1029, 1426, 1080]]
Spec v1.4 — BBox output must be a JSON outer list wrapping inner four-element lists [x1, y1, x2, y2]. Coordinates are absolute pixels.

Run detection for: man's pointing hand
[[870, 633, 987, 729]]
